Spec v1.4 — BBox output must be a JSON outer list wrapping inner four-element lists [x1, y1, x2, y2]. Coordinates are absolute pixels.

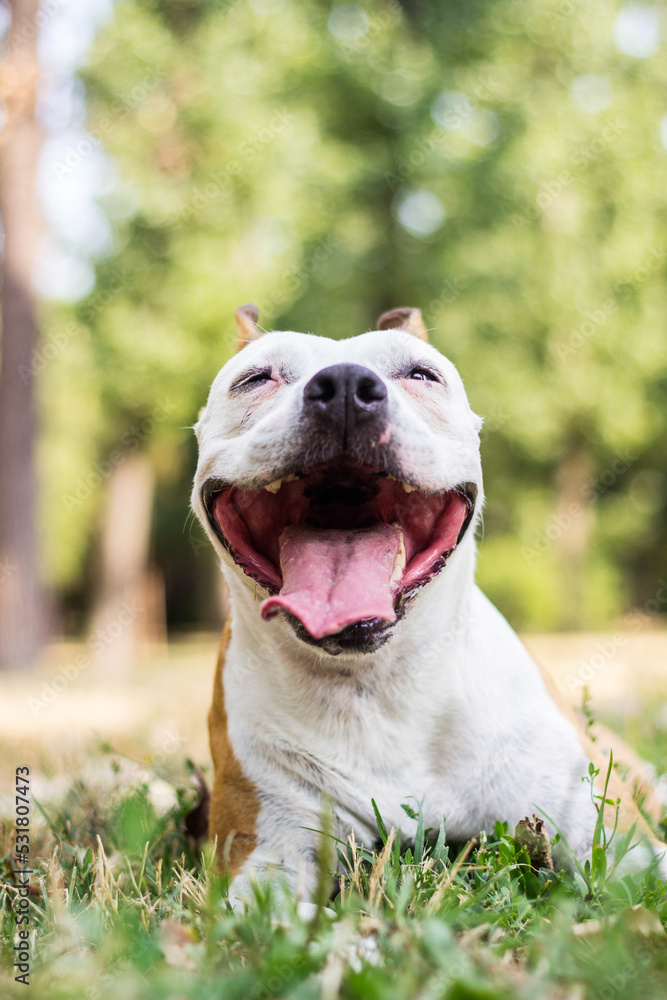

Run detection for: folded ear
[[235, 303, 262, 351], [376, 307, 428, 342]]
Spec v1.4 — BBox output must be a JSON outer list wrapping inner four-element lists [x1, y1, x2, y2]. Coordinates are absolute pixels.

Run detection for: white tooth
[[391, 529, 406, 583], [264, 473, 299, 493], [387, 473, 415, 491]]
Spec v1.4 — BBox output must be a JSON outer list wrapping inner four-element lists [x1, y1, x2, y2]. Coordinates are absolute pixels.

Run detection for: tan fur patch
[[208, 621, 260, 873]]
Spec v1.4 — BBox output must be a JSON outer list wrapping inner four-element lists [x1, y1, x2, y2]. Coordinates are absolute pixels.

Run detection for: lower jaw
[[287, 611, 402, 656], [216, 530, 468, 656]]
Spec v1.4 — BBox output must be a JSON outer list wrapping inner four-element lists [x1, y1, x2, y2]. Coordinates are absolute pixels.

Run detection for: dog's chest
[[236, 661, 497, 839]]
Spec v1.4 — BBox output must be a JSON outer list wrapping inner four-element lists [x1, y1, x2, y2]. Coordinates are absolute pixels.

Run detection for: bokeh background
[[1, 0, 667, 673], [3, 7, 667, 994]]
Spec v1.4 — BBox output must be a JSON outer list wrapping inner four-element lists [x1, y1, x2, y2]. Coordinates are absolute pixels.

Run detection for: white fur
[[192, 328, 657, 901]]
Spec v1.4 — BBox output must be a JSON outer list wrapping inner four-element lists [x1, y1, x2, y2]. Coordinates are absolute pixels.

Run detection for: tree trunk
[[555, 446, 593, 630], [88, 453, 166, 671], [0, 0, 46, 668]]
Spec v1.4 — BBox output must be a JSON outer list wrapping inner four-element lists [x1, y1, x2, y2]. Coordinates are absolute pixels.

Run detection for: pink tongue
[[261, 523, 401, 639]]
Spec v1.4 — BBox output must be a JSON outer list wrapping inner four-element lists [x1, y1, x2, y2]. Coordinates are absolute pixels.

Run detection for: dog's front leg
[[208, 729, 326, 909], [208, 629, 332, 911], [209, 744, 340, 914], [223, 795, 330, 913]]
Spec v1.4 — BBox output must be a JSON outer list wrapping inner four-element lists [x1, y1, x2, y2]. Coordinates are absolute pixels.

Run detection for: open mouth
[[202, 463, 475, 643]]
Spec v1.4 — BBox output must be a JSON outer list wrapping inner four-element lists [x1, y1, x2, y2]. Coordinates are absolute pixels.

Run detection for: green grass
[[2, 750, 667, 1000]]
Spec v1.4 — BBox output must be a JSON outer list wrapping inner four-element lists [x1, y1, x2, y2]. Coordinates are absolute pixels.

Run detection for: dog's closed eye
[[406, 366, 441, 383], [231, 367, 274, 392]]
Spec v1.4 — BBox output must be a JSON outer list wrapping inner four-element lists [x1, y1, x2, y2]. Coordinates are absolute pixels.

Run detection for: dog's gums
[[204, 463, 474, 640]]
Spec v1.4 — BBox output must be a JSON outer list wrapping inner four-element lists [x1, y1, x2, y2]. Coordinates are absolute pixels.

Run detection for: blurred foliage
[[39, 0, 667, 631]]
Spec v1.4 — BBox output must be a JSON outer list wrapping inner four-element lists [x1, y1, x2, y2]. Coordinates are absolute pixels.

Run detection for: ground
[[1, 629, 666, 999]]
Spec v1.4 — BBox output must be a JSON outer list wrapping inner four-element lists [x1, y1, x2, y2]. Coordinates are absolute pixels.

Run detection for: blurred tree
[[39, 0, 667, 634], [0, 0, 46, 667]]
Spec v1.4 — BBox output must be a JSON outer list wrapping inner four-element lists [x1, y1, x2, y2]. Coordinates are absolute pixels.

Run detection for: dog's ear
[[235, 303, 262, 351], [376, 307, 428, 343]]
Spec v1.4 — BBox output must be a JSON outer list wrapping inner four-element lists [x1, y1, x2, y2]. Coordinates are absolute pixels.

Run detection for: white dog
[[192, 305, 664, 904]]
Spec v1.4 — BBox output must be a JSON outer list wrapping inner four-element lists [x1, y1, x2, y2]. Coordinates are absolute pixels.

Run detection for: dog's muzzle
[[302, 363, 388, 450]]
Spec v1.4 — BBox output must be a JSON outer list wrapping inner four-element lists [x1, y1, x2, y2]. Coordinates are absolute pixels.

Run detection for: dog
[[192, 304, 665, 905]]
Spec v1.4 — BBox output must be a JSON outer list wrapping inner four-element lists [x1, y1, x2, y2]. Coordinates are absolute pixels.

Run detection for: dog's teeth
[[387, 474, 415, 492], [264, 474, 299, 494], [391, 529, 406, 583]]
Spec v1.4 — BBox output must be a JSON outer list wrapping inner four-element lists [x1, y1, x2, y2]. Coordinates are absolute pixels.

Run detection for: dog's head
[[192, 305, 483, 655]]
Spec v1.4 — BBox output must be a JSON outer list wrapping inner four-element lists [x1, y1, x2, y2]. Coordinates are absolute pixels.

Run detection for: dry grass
[[2, 627, 666, 791]]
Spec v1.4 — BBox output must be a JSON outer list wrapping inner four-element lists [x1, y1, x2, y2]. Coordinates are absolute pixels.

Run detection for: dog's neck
[[221, 531, 478, 681]]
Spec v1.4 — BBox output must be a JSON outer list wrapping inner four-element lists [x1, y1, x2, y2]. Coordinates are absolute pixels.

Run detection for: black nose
[[303, 363, 388, 446]]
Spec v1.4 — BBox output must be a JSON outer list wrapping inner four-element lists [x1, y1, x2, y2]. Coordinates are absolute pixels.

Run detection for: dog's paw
[[227, 875, 336, 923], [296, 901, 336, 921]]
